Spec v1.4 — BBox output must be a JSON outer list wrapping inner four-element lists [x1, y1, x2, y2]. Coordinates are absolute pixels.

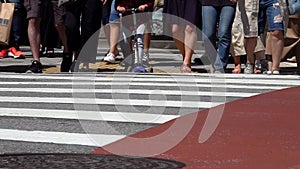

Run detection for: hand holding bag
[[0, 0, 14, 45]]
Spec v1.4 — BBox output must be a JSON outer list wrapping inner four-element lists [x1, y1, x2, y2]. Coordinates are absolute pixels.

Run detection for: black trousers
[[65, 0, 102, 62]]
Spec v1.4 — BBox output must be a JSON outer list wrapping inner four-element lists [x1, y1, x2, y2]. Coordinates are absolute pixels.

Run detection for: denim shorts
[[259, 0, 286, 33], [109, 0, 120, 23]]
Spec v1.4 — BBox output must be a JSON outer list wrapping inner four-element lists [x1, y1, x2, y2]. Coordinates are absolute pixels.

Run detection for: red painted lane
[[93, 86, 300, 168]]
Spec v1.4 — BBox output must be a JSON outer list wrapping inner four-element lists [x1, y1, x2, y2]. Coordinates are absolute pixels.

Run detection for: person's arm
[[101, 0, 107, 5], [138, 0, 153, 11], [115, 0, 126, 12]]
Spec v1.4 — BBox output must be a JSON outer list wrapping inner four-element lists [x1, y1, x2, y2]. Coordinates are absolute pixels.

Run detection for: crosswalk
[[0, 72, 300, 154]]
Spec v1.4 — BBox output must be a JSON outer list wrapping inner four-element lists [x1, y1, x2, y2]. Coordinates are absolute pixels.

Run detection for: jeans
[[109, 0, 120, 23], [259, 0, 285, 34], [5, 0, 23, 46], [202, 5, 236, 71]]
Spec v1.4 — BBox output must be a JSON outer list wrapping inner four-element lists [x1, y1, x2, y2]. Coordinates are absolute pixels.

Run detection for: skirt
[[163, 0, 199, 25]]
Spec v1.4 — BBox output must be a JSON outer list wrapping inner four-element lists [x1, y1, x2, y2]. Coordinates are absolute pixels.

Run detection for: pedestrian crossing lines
[[0, 73, 299, 153]]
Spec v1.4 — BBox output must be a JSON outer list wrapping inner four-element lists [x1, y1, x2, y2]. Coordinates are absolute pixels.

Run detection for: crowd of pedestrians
[[0, 0, 299, 74]]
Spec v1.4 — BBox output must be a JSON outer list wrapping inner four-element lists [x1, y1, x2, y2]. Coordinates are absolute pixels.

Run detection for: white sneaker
[[244, 63, 254, 74], [103, 52, 116, 63]]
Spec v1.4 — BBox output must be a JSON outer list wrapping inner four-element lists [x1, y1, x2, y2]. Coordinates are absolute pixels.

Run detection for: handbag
[[288, 0, 300, 15], [0, 0, 14, 45]]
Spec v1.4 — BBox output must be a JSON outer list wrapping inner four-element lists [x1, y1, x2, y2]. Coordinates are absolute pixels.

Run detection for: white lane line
[[0, 72, 299, 80], [0, 129, 125, 147], [0, 96, 219, 108], [0, 81, 289, 90], [0, 108, 179, 124], [1, 74, 300, 85], [0, 88, 258, 97]]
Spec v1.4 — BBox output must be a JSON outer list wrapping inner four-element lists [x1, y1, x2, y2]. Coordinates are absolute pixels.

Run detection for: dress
[[163, 0, 199, 25]]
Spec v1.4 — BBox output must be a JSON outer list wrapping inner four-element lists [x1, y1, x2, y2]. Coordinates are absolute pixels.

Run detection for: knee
[[55, 23, 66, 32], [28, 18, 40, 26], [172, 26, 180, 34], [185, 25, 195, 34]]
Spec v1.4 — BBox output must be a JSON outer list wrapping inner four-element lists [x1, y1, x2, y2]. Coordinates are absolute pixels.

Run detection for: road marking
[[0, 128, 125, 147], [0, 108, 179, 124], [0, 88, 258, 97], [0, 74, 300, 86], [0, 81, 288, 90], [0, 96, 219, 108]]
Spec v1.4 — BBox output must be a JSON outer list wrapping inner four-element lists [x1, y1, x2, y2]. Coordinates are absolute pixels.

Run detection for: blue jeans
[[5, 0, 23, 46], [259, 0, 285, 34], [202, 5, 236, 71]]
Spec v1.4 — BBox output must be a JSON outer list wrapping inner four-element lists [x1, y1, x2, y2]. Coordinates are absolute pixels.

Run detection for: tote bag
[[0, 0, 14, 45]]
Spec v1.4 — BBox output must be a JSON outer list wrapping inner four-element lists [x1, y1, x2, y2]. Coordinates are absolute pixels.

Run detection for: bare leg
[[183, 24, 196, 67], [172, 24, 185, 59], [55, 23, 69, 53], [232, 55, 241, 73], [270, 30, 284, 71], [244, 37, 257, 64], [103, 24, 111, 47], [28, 18, 41, 61], [144, 32, 151, 53], [109, 23, 120, 54]]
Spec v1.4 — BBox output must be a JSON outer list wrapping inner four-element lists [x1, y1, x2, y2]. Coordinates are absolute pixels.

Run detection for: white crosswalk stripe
[[0, 72, 299, 152]]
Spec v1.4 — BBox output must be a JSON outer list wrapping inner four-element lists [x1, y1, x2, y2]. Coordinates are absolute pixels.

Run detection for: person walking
[[163, 0, 200, 73], [258, 0, 288, 75], [201, 0, 236, 73], [24, 0, 70, 73], [65, 0, 107, 72]]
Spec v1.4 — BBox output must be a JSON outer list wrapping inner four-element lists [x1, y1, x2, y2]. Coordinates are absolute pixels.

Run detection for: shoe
[[69, 60, 77, 72], [142, 52, 150, 66], [61, 53, 73, 72], [244, 63, 254, 74], [45, 48, 55, 58], [103, 52, 116, 63], [266, 70, 280, 75], [0, 49, 9, 58], [287, 56, 296, 62], [266, 70, 273, 75], [214, 70, 223, 74], [104, 49, 120, 57], [272, 70, 280, 75], [8, 47, 25, 59], [180, 64, 192, 73], [26, 60, 43, 73]]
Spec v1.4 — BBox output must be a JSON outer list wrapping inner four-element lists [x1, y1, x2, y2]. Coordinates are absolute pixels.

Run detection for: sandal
[[45, 48, 55, 58], [232, 65, 241, 74], [180, 64, 192, 73]]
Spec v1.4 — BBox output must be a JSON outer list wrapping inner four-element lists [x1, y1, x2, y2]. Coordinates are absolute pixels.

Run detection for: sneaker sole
[[8, 52, 25, 59], [103, 59, 115, 64]]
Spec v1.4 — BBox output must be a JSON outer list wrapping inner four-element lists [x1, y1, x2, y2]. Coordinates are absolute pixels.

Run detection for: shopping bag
[[0, 0, 14, 45]]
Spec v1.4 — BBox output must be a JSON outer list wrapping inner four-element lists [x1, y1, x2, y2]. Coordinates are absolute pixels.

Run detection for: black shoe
[[61, 53, 73, 72], [26, 60, 43, 73], [69, 60, 77, 72]]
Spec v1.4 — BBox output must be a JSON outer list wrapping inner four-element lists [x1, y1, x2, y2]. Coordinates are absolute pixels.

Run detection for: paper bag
[[0, 0, 14, 45]]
